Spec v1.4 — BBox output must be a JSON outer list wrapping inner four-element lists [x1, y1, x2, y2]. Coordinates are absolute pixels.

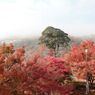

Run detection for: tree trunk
[[54, 43, 59, 57]]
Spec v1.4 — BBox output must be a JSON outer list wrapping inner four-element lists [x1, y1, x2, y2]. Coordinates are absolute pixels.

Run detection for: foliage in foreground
[[64, 40, 95, 80], [0, 40, 95, 95], [0, 43, 73, 95]]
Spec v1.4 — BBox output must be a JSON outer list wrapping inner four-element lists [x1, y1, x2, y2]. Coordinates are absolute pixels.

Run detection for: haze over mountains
[[0, 34, 95, 47], [0, 34, 94, 58]]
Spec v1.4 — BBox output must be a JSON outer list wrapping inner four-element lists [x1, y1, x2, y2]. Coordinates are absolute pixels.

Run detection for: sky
[[0, 0, 95, 39]]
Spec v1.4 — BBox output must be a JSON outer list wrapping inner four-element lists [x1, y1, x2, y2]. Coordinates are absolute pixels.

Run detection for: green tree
[[39, 26, 71, 56]]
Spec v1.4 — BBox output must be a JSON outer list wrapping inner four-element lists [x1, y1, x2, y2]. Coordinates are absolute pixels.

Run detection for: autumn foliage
[[64, 40, 95, 79], [0, 40, 95, 95], [0, 43, 73, 95]]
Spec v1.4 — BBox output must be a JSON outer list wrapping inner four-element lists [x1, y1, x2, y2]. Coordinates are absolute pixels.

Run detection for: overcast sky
[[0, 0, 95, 39]]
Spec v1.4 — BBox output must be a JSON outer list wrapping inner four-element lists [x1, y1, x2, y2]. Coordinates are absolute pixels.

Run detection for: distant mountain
[[70, 36, 82, 45], [0, 38, 39, 47], [70, 35, 95, 45], [0, 38, 39, 57], [81, 35, 95, 41], [0, 35, 95, 53]]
